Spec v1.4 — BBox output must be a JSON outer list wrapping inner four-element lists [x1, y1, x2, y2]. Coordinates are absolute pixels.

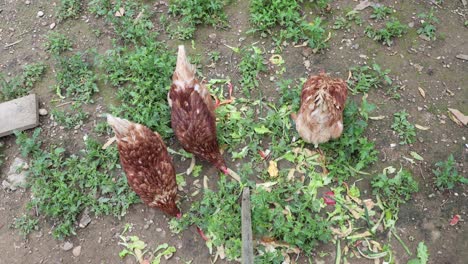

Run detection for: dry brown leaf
[[418, 87, 426, 98], [287, 168, 296, 181], [268, 160, 279, 178], [415, 124, 430, 130], [448, 108, 468, 126], [115, 7, 125, 17], [330, 220, 353, 238], [259, 239, 300, 255], [369, 116, 385, 120], [216, 245, 226, 260], [256, 182, 277, 192], [363, 199, 375, 211]]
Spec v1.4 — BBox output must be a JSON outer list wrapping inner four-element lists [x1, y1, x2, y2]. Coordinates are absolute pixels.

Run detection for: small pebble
[[37, 11, 44, 17], [61, 242, 73, 251], [50, 23, 56, 29], [39, 108, 48, 116], [72, 246, 81, 257]]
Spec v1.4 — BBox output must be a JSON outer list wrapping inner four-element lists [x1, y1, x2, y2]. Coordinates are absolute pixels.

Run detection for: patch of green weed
[[249, 0, 327, 50], [168, 0, 231, 40], [16, 129, 139, 238], [12, 214, 39, 237], [55, 51, 99, 103], [57, 0, 82, 21], [44, 32, 73, 56], [51, 104, 89, 129], [417, 8, 439, 40], [99, 39, 176, 138], [0, 63, 46, 101], [408, 241, 429, 264], [433, 154, 467, 190], [365, 18, 408, 46], [370, 6, 393, 21], [372, 167, 418, 213], [391, 110, 416, 145], [322, 96, 378, 182], [238, 46, 267, 98], [347, 63, 392, 94]]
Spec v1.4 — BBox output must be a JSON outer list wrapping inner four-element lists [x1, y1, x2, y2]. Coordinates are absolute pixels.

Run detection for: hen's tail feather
[[106, 114, 132, 137], [174, 45, 196, 87]]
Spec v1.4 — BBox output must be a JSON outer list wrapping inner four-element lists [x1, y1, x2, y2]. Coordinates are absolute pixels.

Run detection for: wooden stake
[[241, 187, 254, 264]]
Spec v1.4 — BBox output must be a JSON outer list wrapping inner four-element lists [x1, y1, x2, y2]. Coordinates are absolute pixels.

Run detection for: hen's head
[[160, 200, 181, 218]]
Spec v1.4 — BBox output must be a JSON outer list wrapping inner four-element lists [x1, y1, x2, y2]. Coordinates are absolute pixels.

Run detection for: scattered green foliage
[[333, 11, 363, 30], [322, 96, 378, 182], [370, 6, 393, 21], [208, 51, 221, 62], [12, 214, 39, 237], [238, 46, 267, 98], [15, 130, 138, 238], [55, 51, 98, 103], [417, 8, 439, 40], [0, 63, 46, 101], [89, 0, 154, 44], [171, 176, 330, 261], [94, 121, 113, 136], [391, 110, 416, 145], [365, 18, 408, 46], [249, 0, 327, 50], [44, 32, 73, 55], [347, 63, 392, 94], [51, 104, 89, 129], [99, 38, 175, 138], [57, 0, 82, 21], [372, 167, 418, 213], [433, 154, 467, 190], [408, 242, 429, 264], [168, 0, 231, 40]]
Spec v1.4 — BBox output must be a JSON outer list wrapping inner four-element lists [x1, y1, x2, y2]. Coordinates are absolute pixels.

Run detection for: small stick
[[241, 187, 254, 264], [4, 39, 22, 48], [102, 136, 117, 149], [56, 101, 73, 107]]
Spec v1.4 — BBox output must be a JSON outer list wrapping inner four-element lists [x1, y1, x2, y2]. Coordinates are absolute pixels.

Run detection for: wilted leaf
[[449, 214, 460, 226], [448, 108, 468, 126], [256, 182, 278, 192], [369, 115, 385, 120], [323, 191, 336, 205], [254, 125, 271, 134], [418, 87, 426, 98], [115, 7, 125, 17], [410, 151, 424, 161], [415, 124, 430, 130], [268, 160, 279, 178]]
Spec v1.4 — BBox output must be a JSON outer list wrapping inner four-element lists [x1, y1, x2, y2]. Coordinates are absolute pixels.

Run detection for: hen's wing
[[169, 85, 224, 168]]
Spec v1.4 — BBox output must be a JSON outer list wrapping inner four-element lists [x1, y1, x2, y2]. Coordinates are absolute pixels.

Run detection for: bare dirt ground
[[0, 0, 467, 263]]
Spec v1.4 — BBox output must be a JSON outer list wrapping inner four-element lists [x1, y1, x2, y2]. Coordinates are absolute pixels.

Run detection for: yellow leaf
[[415, 124, 430, 130], [418, 87, 426, 98], [268, 160, 279, 178]]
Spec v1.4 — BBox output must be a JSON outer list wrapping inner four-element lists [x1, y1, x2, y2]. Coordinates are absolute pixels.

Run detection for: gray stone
[[72, 246, 81, 257], [79, 211, 91, 228], [0, 94, 39, 137], [2, 157, 28, 191], [39, 108, 48, 116], [61, 242, 73, 251]]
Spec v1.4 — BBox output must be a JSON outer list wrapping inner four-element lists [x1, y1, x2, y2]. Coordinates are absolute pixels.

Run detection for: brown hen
[[294, 71, 348, 147], [168, 45, 229, 175], [107, 115, 180, 217]]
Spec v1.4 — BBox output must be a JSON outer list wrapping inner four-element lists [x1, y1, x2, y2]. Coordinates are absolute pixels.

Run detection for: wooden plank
[[0, 94, 39, 137], [241, 187, 254, 264]]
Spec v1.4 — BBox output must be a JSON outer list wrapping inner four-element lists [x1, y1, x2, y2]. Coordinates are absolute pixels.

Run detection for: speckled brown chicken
[[168, 45, 229, 175], [107, 115, 180, 217], [294, 71, 348, 147]]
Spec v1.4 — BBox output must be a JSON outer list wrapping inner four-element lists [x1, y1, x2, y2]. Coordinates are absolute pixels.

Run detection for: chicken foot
[[214, 82, 234, 108]]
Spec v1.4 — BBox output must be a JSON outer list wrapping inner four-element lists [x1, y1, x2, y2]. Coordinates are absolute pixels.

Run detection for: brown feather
[[107, 115, 179, 217], [295, 72, 348, 146]]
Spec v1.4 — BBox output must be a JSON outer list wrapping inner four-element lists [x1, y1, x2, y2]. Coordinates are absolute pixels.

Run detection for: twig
[[56, 101, 73, 107], [102, 136, 117, 150], [4, 39, 22, 48]]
